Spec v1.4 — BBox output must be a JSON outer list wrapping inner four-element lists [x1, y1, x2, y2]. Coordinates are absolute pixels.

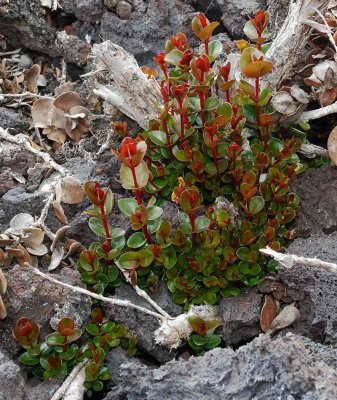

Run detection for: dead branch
[[299, 143, 329, 157], [267, 0, 329, 88], [299, 101, 337, 121], [0, 127, 66, 176], [260, 247, 337, 273], [91, 41, 162, 130], [27, 264, 166, 321], [50, 358, 89, 400]]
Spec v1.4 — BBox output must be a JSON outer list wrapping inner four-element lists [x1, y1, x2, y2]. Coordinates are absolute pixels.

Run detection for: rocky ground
[[1, 0, 337, 399]]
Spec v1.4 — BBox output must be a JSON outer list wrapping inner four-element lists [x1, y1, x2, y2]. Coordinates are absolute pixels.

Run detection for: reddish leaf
[[260, 295, 277, 332]]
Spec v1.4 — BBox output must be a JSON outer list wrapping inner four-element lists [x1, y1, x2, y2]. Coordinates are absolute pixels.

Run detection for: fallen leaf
[[22, 227, 44, 249], [0, 296, 7, 320], [268, 304, 300, 334], [48, 245, 65, 271], [55, 176, 86, 205], [260, 295, 277, 333], [328, 126, 337, 166], [52, 201, 68, 224], [0, 268, 7, 296], [8, 213, 34, 234], [26, 243, 48, 256]]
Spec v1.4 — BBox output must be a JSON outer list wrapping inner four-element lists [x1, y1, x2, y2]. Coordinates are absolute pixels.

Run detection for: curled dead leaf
[[51, 226, 70, 252], [25, 64, 40, 94], [260, 295, 277, 333], [48, 245, 65, 271], [0, 296, 7, 320], [328, 126, 337, 166], [26, 243, 48, 256], [55, 176, 86, 205], [0, 268, 7, 296], [52, 201, 68, 225], [22, 227, 44, 249], [271, 91, 298, 115], [268, 304, 300, 334], [8, 213, 34, 234], [54, 91, 82, 112]]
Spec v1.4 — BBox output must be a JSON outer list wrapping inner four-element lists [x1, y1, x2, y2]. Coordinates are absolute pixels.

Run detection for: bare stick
[[299, 101, 337, 122], [26, 264, 166, 321], [0, 128, 66, 176], [115, 263, 172, 319], [299, 143, 329, 157], [0, 92, 52, 100], [50, 358, 89, 400], [260, 247, 337, 273]]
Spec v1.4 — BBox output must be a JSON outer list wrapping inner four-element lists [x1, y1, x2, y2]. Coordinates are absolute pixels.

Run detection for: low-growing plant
[[80, 10, 306, 310], [13, 312, 137, 397], [187, 316, 222, 354]]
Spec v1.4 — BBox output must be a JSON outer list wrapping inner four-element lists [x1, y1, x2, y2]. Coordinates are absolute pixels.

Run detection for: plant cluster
[[187, 316, 222, 354], [80, 10, 306, 309], [13, 312, 137, 397]]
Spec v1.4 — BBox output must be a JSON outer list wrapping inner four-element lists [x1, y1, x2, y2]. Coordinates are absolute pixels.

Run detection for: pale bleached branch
[[260, 247, 337, 273], [0, 127, 66, 176], [50, 358, 89, 400], [27, 264, 166, 321], [299, 101, 337, 122]]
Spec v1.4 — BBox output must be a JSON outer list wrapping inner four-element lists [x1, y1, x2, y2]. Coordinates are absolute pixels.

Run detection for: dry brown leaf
[[328, 126, 337, 165], [54, 91, 82, 112], [268, 304, 300, 334], [0, 296, 7, 320], [260, 295, 277, 333], [51, 226, 70, 252], [9, 213, 34, 234], [22, 227, 44, 249], [25, 64, 40, 93], [48, 245, 65, 271], [26, 243, 48, 256], [55, 176, 86, 205], [52, 201, 68, 224], [43, 127, 67, 144], [0, 268, 7, 296]]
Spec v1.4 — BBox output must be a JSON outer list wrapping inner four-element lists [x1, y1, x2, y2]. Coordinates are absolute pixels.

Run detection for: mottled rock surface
[[0, 266, 91, 355], [0, 349, 25, 400], [219, 287, 262, 345], [103, 333, 337, 400], [104, 282, 182, 363]]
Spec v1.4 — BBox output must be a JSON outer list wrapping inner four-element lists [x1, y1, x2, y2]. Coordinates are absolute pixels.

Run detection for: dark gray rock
[[75, 0, 104, 22], [24, 378, 60, 400], [219, 287, 262, 345], [0, 349, 26, 400], [0, 0, 59, 57], [290, 165, 337, 237], [0, 266, 91, 355], [100, 0, 196, 68], [278, 262, 337, 344], [103, 333, 337, 400], [0, 188, 49, 232], [0, 108, 30, 133], [219, 0, 267, 39], [104, 282, 182, 363], [105, 346, 145, 387]]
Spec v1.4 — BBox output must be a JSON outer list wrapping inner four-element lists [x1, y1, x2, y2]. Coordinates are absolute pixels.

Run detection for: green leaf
[[173, 291, 188, 305], [118, 198, 138, 216], [164, 49, 183, 65], [120, 161, 149, 190], [127, 232, 147, 248], [189, 97, 201, 110], [194, 216, 210, 232], [19, 352, 39, 366], [249, 196, 265, 215], [104, 188, 114, 215], [204, 333, 221, 349], [208, 40, 223, 58], [86, 323, 100, 336], [149, 130, 168, 146], [118, 252, 139, 270], [175, 150, 190, 162], [147, 205, 163, 220], [204, 97, 219, 110]]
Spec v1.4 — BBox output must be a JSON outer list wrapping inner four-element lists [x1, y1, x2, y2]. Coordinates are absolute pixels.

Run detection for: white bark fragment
[[154, 305, 220, 350], [260, 247, 337, 273], [91, 41, 162, 130], [267, 0, 330, 88]]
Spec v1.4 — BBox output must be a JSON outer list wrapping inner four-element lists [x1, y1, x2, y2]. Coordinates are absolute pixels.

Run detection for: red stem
[[200, 92, 205, 126], [178, 101, 185, 140], [205, 39, 209, 56], [212, 146, 219, 174], [130, 164, 151, 244], [189, 214, 196, 245], [255, 77, 262, 140], [162, 119, 174, 159], [225, 90, 230, 103]]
